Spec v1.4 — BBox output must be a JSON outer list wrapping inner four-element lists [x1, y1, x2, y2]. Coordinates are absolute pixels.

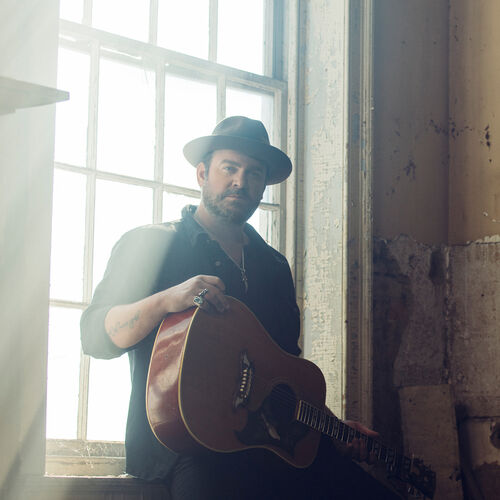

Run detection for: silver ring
[[193, 295, 204, 306], [198, 288, 209, 298]]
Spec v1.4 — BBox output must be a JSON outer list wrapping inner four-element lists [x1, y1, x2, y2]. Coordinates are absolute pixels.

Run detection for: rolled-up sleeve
[[81, 226, 176, 359]]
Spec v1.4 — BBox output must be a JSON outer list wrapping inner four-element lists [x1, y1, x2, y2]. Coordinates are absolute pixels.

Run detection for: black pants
[[167, 438, 401, 499]]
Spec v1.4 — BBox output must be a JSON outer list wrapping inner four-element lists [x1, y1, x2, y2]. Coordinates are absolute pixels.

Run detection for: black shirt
[[80, 205, 301, 480]]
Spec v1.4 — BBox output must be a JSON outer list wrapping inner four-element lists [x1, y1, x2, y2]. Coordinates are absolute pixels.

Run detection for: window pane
[[226, 87, 275, 203], [59, 0, 84, 23], [248, 208, 278, 247], [87, 355, 130, 441], [92, 0, 149, 42], [97, 58, 156, 179], [163, 192, 200, 222], [50, 169, 86, 302], [164, 75, 216, 189], [226, 87, 273, 135], [46, 307, 82, 439], [157, 0, 209, 59], [217, 0, 264, 74], [55, 48, 90, 167], [93, 180, 153, 289]]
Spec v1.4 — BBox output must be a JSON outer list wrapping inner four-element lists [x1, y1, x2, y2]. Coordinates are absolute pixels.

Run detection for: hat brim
[[183, 135, 292, 185]]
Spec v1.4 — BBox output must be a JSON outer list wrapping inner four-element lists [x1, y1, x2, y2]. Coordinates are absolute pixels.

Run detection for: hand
[[343, 420, 379, 464], [161, 275, 229, 314]]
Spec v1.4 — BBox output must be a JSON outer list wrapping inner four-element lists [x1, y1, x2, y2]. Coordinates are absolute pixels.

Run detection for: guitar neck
[[296, 400, 412, 482]]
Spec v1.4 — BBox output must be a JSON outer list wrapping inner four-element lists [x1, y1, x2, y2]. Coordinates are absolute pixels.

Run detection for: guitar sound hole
[[269, 384, 296, 425], [236, 382, 306, 456]]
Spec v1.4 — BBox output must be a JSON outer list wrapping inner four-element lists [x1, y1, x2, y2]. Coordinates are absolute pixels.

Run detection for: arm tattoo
[[107, 311, 140, 337]]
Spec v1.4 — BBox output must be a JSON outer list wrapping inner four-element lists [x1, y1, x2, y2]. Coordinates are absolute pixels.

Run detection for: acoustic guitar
[[146, 296, 435, 499]]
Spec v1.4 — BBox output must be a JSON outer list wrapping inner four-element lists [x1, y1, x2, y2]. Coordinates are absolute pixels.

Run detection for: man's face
[[197, 149, 267, 224]]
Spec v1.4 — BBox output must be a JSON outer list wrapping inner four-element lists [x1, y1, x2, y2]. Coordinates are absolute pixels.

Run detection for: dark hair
[[201, 151, 214, 172]]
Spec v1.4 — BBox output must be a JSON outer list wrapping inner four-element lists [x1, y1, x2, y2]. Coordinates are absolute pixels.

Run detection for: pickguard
[[235, 384, 308, 457]]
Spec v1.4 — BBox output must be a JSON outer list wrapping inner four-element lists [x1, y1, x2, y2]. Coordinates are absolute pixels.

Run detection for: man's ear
[[196, 162, 206, 187]]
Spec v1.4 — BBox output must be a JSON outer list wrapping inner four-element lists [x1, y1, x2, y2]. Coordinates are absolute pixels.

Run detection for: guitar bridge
[[233, 351, 254, 409]]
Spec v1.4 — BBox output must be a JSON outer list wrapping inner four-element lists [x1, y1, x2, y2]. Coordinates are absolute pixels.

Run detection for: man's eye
[[250, 170, 265, 179]]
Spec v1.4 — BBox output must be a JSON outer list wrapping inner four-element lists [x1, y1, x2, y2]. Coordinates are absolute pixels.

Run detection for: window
[[47, 0, 287, 475]]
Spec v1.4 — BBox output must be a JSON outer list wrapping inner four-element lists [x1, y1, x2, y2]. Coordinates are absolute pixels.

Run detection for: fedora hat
[[183, 116, 292, 185]]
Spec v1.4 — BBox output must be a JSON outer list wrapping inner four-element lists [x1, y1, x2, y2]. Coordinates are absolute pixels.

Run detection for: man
[[81, 116, 399, 499]]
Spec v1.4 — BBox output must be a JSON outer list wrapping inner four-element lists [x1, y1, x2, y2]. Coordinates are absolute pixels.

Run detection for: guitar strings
[[188, 329, 401, 458]]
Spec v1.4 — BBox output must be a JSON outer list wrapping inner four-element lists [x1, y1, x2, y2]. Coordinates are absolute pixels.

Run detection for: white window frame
[[47, 0, 290, 476]]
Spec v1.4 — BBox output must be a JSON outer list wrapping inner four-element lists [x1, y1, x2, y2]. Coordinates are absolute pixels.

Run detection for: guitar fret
[[326, 415, 333, 436], [314, 407, 320, 430], [318, 412, 324, 432], [341, 422, 348, 443], [302, 403, 308, 425]]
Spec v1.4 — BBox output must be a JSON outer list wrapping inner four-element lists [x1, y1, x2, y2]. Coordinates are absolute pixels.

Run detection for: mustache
[[221, 188, 249, 199]]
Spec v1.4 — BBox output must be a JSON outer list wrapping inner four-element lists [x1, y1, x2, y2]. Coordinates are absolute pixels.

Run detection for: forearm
[[104, 274, 228, 349], [104, 289, 170, 349]]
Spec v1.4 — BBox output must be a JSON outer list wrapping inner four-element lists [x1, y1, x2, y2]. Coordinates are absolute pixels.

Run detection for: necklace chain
[[194, 215, 248, 293], [226, 247, 248, 293]]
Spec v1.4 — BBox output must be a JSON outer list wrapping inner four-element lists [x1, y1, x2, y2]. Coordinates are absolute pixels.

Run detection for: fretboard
[[296, 400, 412, 481]]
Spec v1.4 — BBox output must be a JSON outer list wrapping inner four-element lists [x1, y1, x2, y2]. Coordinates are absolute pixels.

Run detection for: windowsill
[[19, 474, 170, 499], [46, 438, 126, 476]]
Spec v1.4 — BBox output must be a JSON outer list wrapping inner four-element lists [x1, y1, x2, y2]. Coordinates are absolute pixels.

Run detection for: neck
[[194, 204, 247, 246]]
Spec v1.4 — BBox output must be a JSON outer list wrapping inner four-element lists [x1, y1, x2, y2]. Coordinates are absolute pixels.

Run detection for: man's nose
[[232, 171, 247, 188]]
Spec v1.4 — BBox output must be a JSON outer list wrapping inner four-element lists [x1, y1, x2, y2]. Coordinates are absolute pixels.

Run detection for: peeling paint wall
[[373, 238, 500, 498], [371, 1, 500, 497], [449, 0, 500, 244], [299, 1, 347, 414], [448, 242, 500, 498], [447, 2, 500, 492], [373, 0, 449, 245], [372, 237, 462, 498]]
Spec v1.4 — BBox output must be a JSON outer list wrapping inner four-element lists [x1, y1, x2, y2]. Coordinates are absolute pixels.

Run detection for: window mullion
[[84, 39, 100, 299], [217, 75, 226, 122], [83, 0, 92, 26], [77, 354, 91, 440], [154, 61, 166, 223], [263, 0, 275, 78], [149, 0, 159, 45], [208, 0, 218, 62], [78, 39, 100, 441]]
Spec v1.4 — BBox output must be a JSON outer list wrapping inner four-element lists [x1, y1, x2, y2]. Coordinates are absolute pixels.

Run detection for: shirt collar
[[181, 205, 209, 247], [180, 204, 267, 251]]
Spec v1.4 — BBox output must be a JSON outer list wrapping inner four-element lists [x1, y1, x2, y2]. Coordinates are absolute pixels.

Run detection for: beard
[[201, 184, 261, 224]]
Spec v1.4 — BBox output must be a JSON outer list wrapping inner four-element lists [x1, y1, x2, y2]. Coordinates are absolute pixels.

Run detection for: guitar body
[[146, 297, 436, 498], [146, 297, 325, 468]]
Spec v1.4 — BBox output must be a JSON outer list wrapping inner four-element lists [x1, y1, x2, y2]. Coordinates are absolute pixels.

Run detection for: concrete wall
[[372, 1, 500, 498]]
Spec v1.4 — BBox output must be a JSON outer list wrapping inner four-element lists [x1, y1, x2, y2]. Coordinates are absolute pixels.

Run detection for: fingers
[[186, 275, 229, 313], [198, 275, 226, 292], [344, 420, 379, 437], [344, 420, 378, 464], [194, 283, 229, 313], [162, 275, 229, 314]]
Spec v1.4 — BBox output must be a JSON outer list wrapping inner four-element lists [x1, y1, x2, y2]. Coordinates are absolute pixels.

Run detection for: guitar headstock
[[405, 458, 436, 499]]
